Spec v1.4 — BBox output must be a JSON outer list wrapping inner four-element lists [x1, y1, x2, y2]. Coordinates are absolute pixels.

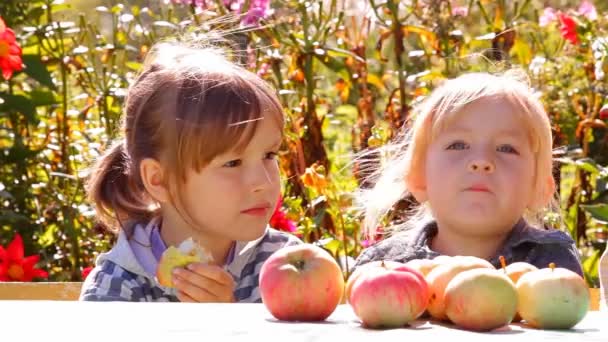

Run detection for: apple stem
[[549, 262, 555, 271], [499, 256, 507, 273], [381, 260, 385, 268], [293, 260, 306, 271]]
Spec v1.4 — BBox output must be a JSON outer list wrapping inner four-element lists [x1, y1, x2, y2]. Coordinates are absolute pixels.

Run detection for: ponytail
[[85, 140, 154, 232]]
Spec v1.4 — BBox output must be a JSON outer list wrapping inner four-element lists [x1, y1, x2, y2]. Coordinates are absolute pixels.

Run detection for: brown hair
[[86, 40, 284, 232]]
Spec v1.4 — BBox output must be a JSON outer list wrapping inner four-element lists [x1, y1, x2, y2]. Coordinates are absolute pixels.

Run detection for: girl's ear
[[406, 173, 428, 203], [140, 158, 170, 204]]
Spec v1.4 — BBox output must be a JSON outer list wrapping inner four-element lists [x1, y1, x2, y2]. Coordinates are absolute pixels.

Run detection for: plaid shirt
[[80, 225, 302, 302], [354, 218, 584, 276]]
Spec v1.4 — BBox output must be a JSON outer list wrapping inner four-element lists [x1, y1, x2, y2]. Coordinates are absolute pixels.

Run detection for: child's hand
[[172, 263, 235, 303]]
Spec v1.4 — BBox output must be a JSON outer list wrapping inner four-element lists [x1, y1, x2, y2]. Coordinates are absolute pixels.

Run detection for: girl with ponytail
[[80, 39, 301, 302]]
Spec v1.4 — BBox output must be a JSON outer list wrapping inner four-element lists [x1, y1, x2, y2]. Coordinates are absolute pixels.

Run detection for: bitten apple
[[349, 263, 429, 328], [156, 237, 212, 288], [259, 244, 345, 321], [516, 263, 589, 329]]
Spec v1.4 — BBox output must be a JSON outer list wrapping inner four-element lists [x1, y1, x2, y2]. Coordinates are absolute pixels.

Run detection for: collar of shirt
[[411, 218, 574, 265]]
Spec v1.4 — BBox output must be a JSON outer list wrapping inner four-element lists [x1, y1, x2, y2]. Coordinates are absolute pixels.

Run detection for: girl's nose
[[251, 164, 274, 192], [468, 159, 495, 173]]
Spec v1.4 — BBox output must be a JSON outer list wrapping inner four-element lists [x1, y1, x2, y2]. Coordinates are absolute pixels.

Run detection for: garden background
[[0, 0, 607, 286]]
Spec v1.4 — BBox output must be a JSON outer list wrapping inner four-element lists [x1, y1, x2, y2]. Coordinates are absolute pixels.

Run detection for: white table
[[1, 301, 604, 341]]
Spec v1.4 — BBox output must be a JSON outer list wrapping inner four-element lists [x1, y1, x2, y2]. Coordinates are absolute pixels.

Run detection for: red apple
[[259, 244, 345, 321], [345, 260, 403, 304], [349, 263, 429, 328]]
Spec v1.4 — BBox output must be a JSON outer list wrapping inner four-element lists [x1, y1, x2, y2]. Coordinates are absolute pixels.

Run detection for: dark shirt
[[353, 218, 584, 276]]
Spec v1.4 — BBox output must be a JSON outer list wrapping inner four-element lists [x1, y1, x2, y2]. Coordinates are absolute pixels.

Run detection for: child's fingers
[[173, 274, 220, 302], [175, 289, 197, 303], [173, 268, 231, 300], [186, 263, 235, 287]]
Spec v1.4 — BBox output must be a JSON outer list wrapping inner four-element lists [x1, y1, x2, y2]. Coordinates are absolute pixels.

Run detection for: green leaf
[[512, 38, 532, 65], [575, 158, 600, 174], [38, 223, 58, 248], [581, 204, 608, 223], [323, 238, 341, 256], [588, 190, 608, 206], [125, 61, 143, 71], [0, 145, 42, 164], [21, 54, 55, 89], [0, 209, 30, 225], [0, 94, 39, 124], [316, 54, 345, 72], [26, 6, 45, 22], [325, 47, 365, 63], [335, 104, 358, 119], [582, 249, 600, 286], [29, 90, 59, 106]]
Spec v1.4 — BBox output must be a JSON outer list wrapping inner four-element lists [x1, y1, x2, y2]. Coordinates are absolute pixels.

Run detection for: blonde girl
[[354, 71, 583, 276]]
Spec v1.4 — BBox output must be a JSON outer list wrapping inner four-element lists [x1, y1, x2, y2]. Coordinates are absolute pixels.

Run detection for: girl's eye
[[497, 144, 519, 154], [446, 141, 468, 150], [265, 152, 278, 160], [223, 159, 242, 168]]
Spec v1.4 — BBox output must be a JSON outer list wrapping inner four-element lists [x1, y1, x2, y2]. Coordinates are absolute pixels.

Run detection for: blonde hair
[[85, 38, 284, 232], [356, 70, 556, 240]]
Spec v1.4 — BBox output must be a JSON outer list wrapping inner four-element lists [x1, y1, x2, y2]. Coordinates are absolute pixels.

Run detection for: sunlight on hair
[[354, 70, 557, 240]]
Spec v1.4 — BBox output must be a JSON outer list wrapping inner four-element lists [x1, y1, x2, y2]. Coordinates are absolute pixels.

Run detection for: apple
[[345, 260, 403, 303], [405, 258, 440, 277], [349, 263, 429, 328], [505, 262, 538, 283], [156, 237, 212, 288], [501, 258, 538, 321], [259, 243, 345, 321], [426, 256, 494, 321], [516, 263, 589, 329], [404, 257, 450, 318], [433, 255, 454, 263], [444, 268, 517, 331]]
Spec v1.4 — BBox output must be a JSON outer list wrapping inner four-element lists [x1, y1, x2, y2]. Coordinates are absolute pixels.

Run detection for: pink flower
[[168, 0, 271, 26], [577, 0, 597, 20], [361, 226, 385, 248], [539, 7, 558, 27], [256, 62, 270, 77], [269, 196, 297, 233], [170, 0, 207, 7], [451, 6, 468, 17], [240, 0, 271, 26]]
